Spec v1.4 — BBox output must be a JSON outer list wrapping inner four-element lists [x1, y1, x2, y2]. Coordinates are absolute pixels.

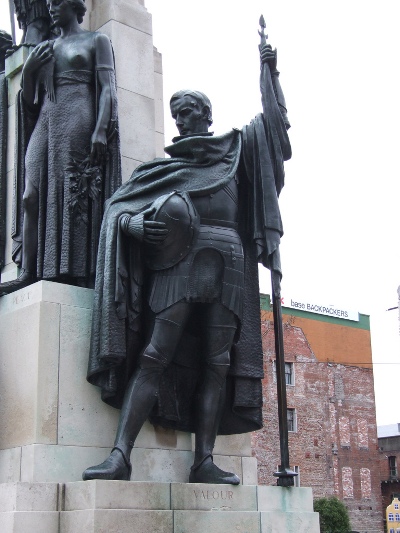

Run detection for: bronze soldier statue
[[83, 35, 291, 484]]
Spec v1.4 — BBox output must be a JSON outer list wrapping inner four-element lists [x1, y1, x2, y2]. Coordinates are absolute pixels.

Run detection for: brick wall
[[252, 308, 383, 533]]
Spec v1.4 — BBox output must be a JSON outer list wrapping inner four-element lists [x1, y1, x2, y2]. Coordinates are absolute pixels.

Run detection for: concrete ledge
[[174, 510, 261, 533], [64, 480, 170, 510], [60, 509, 173, 533], [260, 510, 320, 533]]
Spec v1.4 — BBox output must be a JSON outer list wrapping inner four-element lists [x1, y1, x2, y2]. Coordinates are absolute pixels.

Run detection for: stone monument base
[[0, 481, 320, 533]]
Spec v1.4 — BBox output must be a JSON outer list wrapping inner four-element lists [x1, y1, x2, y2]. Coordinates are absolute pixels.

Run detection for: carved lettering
[[192, 489, 234, 500], [13, 291, 32, 306]]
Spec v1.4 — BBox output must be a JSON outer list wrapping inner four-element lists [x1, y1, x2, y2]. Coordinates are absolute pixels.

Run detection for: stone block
[[7, 68, 22, 106], [171, 482, 257, 511], [0, 300, 60, 449], [20, 444, 114, 483], [155, 131, 165, 159], [174, 510, 261, 533], [260, 510, 320, 533], [0, 482, 58, 511], [209, 433, 252, 457], [64, 480, 170, 510], [257, 486, 314, 512], [61, 509, 173, 533], [129, 448, 193, 483], [5, 47, 30, 79], [2, 511, 60, 533], [121, 155, 141, 183], [242, 456, 258, 485], [118, 88, 156, 164], [57, 303, 120, 448], [0, 448, 21, 483], [91, 0, 152, 35], [98, 20, 155, 98]]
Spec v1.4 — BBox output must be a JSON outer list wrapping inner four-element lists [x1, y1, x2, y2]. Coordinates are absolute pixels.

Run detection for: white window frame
[[287, 408, 297, 432], [273, 361, 295, 386]]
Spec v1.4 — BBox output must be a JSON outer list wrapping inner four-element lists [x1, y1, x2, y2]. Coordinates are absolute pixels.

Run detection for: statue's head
[[47, 0, 87, 25], [170, 90, 213, 136], [0, 30, 12, 71]]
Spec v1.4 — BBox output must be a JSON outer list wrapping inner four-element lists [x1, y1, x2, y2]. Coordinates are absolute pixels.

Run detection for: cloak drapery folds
[[88, 97, 290, 434]]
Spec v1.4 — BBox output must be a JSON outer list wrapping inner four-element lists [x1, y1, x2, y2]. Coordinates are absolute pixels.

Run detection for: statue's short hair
[[170, 90, 213, 126], [65, 0, 87, 24]]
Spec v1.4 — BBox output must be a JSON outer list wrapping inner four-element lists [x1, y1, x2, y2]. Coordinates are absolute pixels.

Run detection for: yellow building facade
[[386, 497, 400, 533]]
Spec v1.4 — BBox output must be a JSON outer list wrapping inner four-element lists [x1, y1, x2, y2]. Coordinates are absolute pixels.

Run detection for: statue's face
[[47, 0, 76, 27], [170, 96, 209, 136]]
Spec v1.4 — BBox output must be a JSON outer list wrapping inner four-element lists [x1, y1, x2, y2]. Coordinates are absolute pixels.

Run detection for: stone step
[[60, 509, 173, 533], [64, 480, 171, 511], [3, 511, 59, 533], [0, 482, 59, 511], [174, 510, 261, 533]]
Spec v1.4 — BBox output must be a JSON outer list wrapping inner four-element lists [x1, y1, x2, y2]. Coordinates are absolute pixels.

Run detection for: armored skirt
[[25, 71, 100, 280]]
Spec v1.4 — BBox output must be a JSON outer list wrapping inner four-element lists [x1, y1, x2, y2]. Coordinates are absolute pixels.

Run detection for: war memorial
[[0, 1, 320, 531]]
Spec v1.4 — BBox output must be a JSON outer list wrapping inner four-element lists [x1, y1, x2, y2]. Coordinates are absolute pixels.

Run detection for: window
[[396, 503, 399, 510], [389, 456, 398, 477], [396, 513, 400, 521], [389, 513, 394, 521], [273, 361, 294, 386], [287, 408, 296, 432], [389, 529, 394, 533]]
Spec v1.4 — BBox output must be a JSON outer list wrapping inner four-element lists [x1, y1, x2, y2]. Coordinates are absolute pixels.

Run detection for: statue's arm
[[259, 43, 290, 130], [90, 33, 114, 166], [21, 40, 53, 107]]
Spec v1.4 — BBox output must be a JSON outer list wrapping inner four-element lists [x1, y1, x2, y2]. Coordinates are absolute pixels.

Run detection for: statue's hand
[[23, 41, 53, 74], [143, 220, 168, 244], [119, 206, 168, 244], [260, 43, 277, 72], [90, 131, 107, 166]]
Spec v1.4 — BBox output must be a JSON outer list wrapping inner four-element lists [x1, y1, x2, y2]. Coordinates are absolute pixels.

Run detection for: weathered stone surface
[[0, 482, 58, 511], [260, 510, 320, 533], [91, 0, 152, 35], [60, 509, 173, 533], [2, 511, 59, 533], [171, 482, 257, 511], [242, 456, 258, 485], [257, 486, 314, 512], [174, 510, 261, 533], [64, 480, 170, 511]]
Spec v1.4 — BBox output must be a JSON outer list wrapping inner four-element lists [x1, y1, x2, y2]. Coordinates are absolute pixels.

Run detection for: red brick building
[[378, 424, 400, 529], [252, 294, 383, 533]]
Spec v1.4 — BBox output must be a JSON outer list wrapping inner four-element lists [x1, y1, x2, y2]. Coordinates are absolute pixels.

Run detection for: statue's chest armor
[[191, 178, 238, 227]]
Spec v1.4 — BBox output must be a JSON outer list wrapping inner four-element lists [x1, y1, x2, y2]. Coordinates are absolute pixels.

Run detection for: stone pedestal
[[0, 281, 257, 485], [0, 481, 320, 533]]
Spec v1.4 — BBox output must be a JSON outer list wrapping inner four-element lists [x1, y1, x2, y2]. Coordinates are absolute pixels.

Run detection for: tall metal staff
[[259, 15, 297, 487], [8, 0, 16, 44]]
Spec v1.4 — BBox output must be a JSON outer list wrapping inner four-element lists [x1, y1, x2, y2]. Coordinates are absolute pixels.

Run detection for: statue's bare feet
[[189, 456, 240, 485], [82, 448, 131, 481]]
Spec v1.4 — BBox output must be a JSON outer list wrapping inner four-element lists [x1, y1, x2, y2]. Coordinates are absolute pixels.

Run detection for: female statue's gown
[[13, 32, 121, 283]]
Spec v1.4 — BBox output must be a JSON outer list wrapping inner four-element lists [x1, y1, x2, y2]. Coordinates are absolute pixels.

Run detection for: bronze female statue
[[0, 0, 121, 294]]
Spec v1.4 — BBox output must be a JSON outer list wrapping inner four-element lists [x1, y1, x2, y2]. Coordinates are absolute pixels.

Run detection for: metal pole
[[271, 269, 297, 487]]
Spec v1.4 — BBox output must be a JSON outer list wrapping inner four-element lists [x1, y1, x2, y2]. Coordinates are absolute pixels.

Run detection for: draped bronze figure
[[0, 0, 121, 294], [83, 39, 291, 484]]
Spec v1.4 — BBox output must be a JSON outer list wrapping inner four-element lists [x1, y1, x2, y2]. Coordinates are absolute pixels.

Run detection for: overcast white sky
[[1, 0, 399, 426]]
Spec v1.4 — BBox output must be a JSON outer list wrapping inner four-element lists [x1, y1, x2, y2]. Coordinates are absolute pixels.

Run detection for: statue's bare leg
[[82, 301, 191, 481]]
